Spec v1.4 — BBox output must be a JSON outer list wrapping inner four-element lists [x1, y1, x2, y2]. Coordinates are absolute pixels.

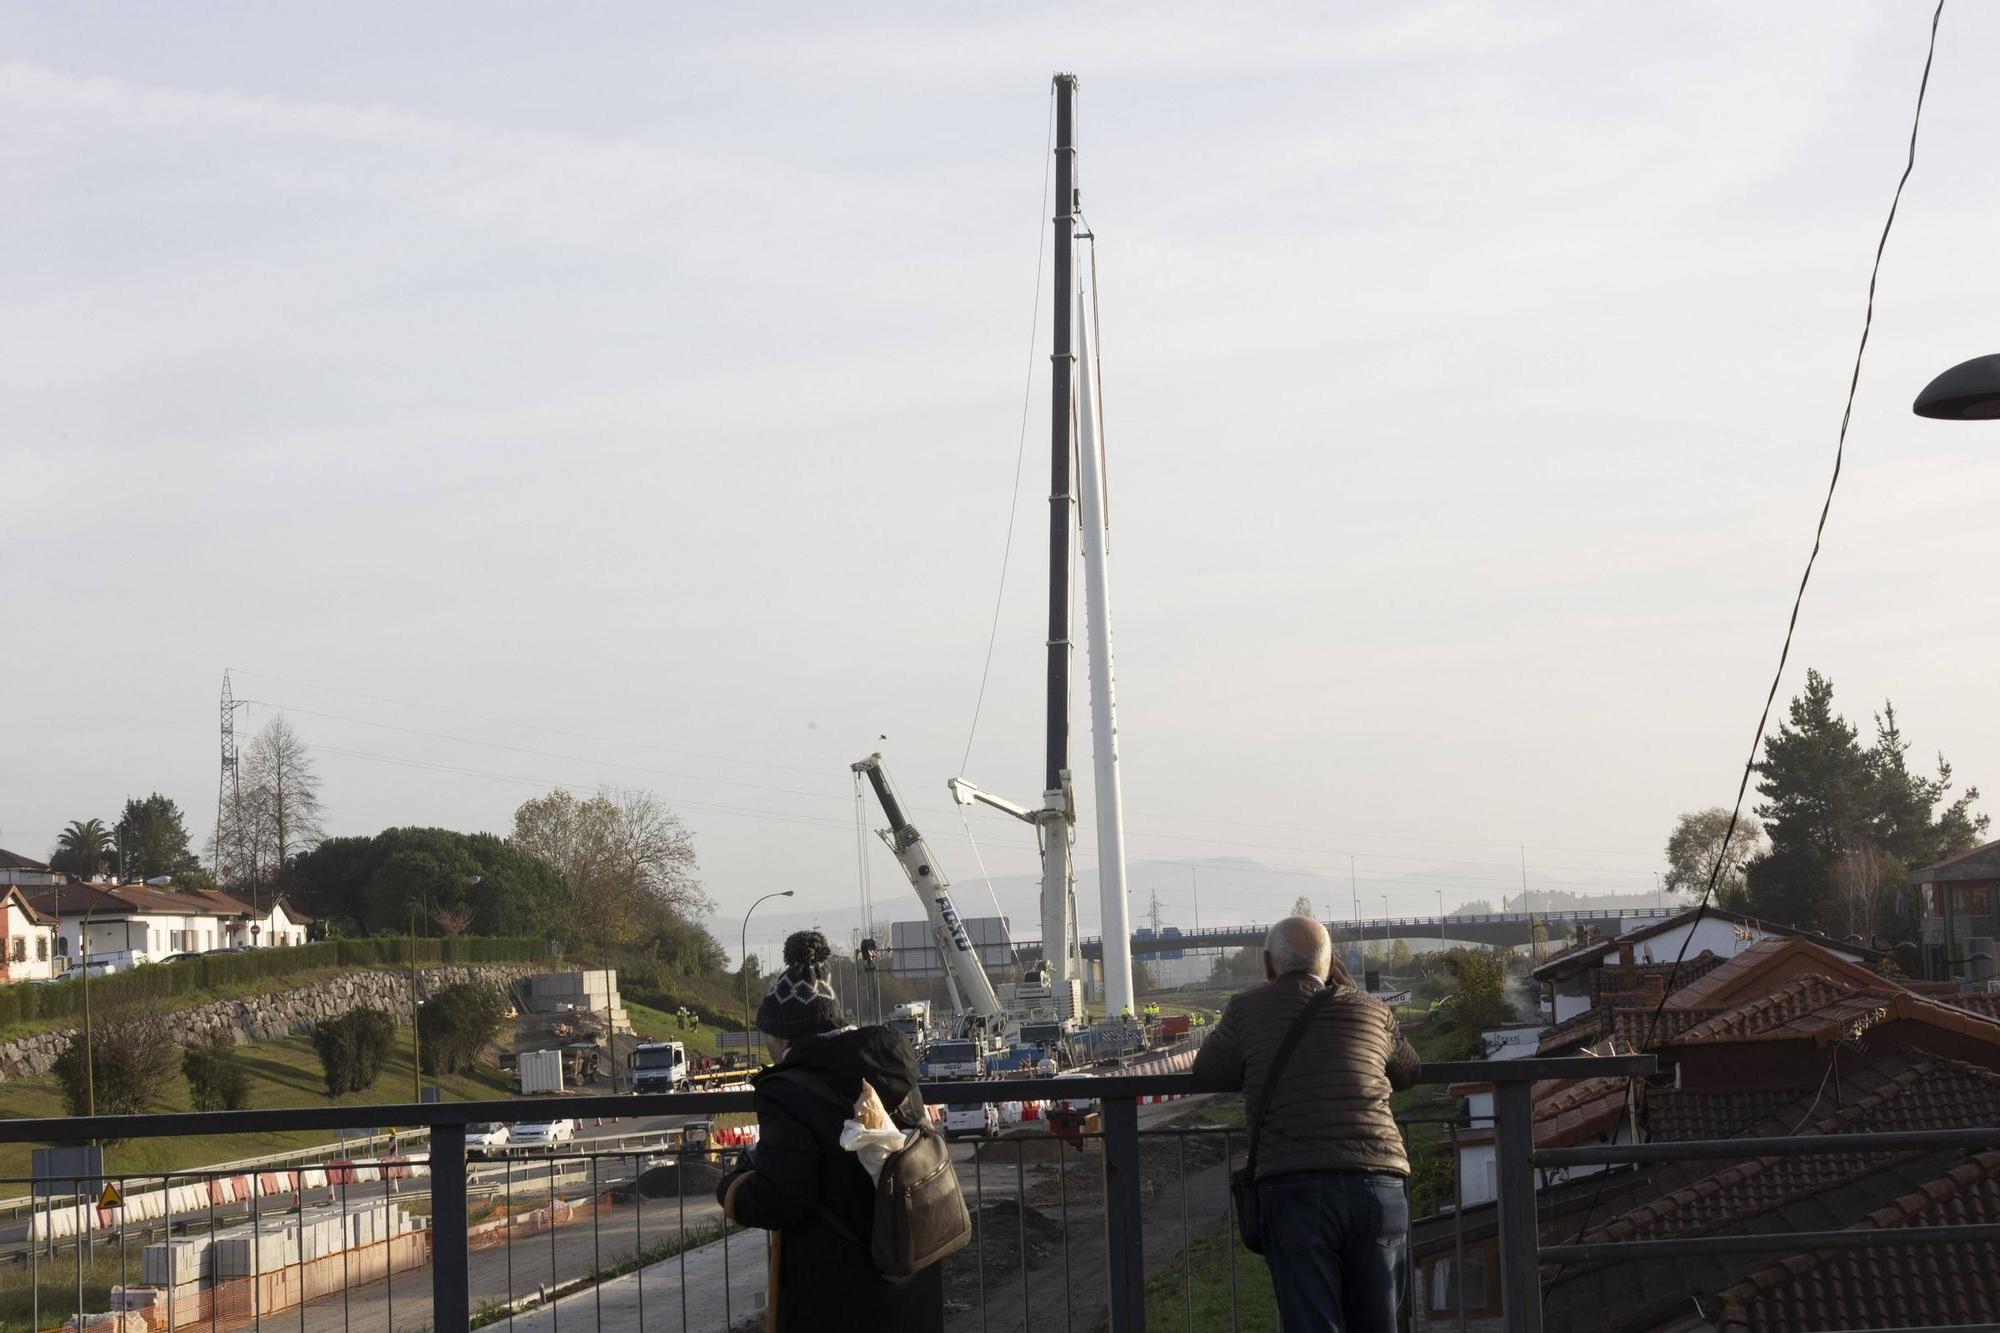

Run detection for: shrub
[[311, 1007, 398, 1096], [52, 1015, 177, 1119], [182, 1035, 251, 1111], [417, 981, 506, 1076]]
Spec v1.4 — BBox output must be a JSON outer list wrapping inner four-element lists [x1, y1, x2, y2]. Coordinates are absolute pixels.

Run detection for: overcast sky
[[7, 2, 1999, 958]]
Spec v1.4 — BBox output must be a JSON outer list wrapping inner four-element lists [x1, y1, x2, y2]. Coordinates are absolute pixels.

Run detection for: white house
[[25, 883, 311, 973], [0, 847, 66, 888], [0, 886, 59, 982], [1531, 906, 1873, 1026]]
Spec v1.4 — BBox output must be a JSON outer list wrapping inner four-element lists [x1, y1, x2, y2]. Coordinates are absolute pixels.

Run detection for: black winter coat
[[720, 1027, 944, 1333]]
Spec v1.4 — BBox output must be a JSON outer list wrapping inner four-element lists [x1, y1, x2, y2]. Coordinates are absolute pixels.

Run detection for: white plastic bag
[[838, 1079, 915, 1183]]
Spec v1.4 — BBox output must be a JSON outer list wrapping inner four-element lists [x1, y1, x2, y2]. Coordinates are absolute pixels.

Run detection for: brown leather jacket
[[1191, 971, 1420, 1179]]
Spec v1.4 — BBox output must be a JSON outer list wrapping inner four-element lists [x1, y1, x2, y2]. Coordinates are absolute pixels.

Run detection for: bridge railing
[[0, 1057, 1686, 1333]]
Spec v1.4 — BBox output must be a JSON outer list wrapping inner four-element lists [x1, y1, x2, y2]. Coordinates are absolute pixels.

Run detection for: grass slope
[[0, 1032, 513, 1186]]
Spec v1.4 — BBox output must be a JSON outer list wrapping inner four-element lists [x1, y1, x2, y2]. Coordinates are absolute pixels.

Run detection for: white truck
[[628, 1041, 689, 1094]]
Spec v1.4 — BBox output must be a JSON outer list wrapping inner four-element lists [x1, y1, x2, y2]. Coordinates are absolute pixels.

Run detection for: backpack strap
[[1244, 984, 1338, 1180]]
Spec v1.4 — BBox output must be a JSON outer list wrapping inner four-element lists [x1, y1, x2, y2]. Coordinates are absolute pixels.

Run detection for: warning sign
[[97, 1183, 123, 1209]]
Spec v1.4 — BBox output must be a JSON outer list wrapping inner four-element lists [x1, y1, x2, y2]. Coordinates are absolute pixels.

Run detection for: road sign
[[98, 1182, 123, 1209], [31, 1146, 102, 1200]]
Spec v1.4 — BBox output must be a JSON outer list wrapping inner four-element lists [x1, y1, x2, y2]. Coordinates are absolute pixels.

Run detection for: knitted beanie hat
[[756, 930, 844, 1038]]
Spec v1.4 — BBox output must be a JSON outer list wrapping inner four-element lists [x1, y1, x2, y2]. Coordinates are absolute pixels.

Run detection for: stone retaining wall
[[0, 964, 539, 1081]]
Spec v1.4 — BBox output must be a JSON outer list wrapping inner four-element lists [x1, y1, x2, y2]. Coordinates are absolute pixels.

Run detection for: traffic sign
[[98, 1182, 123, 1209]]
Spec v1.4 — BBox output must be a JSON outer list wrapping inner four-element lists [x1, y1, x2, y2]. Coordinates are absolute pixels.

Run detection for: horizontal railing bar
[[0, 1059, 1645, 1145], [1535, 1125, 2000, 1167], [1419, 1055, 1653, 1083], [1541, 1221, 2000, 1263]]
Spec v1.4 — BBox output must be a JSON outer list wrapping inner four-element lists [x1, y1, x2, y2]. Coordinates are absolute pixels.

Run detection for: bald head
[[1265, 915, 1332, 981]]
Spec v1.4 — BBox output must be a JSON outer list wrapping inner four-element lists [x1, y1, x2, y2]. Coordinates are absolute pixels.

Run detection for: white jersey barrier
[[28, 1156, 427, 1243]]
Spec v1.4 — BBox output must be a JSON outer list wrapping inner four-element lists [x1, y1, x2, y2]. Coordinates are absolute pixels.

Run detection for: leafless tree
[[209, 714, 325, 894], [510, 787, 708, 944], [1831, 844, 1902, 945]]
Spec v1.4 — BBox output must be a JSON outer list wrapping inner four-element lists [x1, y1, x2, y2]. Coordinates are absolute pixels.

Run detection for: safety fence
[[21, 1054, 1983, 1332]]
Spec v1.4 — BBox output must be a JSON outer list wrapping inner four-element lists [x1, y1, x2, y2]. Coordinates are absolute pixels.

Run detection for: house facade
[[1910, 838, 2000, 981], [0, 887, 59, 982], [23, 883, 310, 974]]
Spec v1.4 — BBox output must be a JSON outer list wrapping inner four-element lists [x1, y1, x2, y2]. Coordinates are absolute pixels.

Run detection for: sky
[[7, 2, 2000, 963]]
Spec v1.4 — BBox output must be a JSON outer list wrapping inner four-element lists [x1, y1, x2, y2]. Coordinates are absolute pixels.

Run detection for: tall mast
[[1038, 72, 1081, 998], [1076, 265, 1134, 1018]]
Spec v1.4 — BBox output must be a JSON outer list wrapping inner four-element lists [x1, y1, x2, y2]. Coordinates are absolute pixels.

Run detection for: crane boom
[[852, 753, 1006, 1035]]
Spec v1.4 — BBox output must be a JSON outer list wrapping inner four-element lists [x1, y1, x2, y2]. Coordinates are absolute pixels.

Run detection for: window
[[56, 935, 69, 957], [1958, 884, 1991, 915], [1427, 1247, 1489, 1313], [36, 936, 47, 961], [9, 937, 24, 963]]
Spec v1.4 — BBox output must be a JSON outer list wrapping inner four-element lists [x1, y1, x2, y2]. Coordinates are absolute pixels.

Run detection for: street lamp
[[741, 891, 795, 1061], [1437, 890, 1445, 954], [1913, 354, 2000, 420]]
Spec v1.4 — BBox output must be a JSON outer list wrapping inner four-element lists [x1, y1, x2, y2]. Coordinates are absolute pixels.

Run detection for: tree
[[311, 1008, 397, 1096], [1290, 895, 1315, 919], [417, 982, 505, 1076], [53, 1015, 177, 1119], [1744, 671, 1986, 934], [182, 1036, 251, 1111], [213, 716, 326, 893], [49, 818, 114, 879], [1665, 807, 1766, 909], [1437, 948, 1514, 1055], [510, 788, 709, 944], [115, 794, 201, 881], [289, 827, 568, 937], [1452, 899, 1495, 916], [1389, 939, 1413, 968]]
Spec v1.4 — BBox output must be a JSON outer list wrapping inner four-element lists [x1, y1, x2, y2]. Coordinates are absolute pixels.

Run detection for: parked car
[[466, 1123, 511, 1159], [942, 1102, 999, 1140], [509, 1119, 578, 1151]]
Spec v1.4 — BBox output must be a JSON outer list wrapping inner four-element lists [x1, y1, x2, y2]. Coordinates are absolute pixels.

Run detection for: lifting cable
[[1546, 0, 1948, 1296], [961, 85, 1058, 776]]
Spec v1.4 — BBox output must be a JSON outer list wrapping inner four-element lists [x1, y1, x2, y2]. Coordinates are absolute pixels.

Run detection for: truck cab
[[922, 1039, 984, 1080], [628, 1041, 689, 1093]]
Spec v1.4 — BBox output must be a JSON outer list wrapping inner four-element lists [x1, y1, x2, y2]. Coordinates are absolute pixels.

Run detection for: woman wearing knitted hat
[[716, 929, 943, 1331]]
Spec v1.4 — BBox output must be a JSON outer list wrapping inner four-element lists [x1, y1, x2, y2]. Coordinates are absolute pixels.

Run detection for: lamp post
[[1437, 890, 1445, 954], [79, 898, 99, 1116], [408, 902, 423, 1101], [1913, 354, 2000, 420], [741, 891, 795, 1061]]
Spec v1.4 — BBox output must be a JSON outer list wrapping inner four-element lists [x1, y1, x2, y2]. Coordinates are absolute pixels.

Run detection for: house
[[0, 848, 65, 888], [1909, 838, 2000, 981], [23, 883, 310, 973], [0, 887, 59, 982], [1532, 905, 1876, 1027], [1416, 933, 2000, 1330]]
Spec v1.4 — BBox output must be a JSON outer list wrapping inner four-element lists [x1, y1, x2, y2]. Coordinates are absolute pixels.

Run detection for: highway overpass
[[1016, 906, 1680, 961]]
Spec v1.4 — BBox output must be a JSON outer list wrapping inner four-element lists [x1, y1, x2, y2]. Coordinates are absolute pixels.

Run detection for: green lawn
[[1123, 1218, 1278, 1333], [624, 1000, 732, 1060], [0, 1032, 515, 1186]]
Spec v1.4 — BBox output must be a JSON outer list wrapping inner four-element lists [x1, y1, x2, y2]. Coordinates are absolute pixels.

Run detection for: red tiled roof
[[0, 885, 55, 925], [1544, 1049, 2000, 1332], [1940, 990, 2000, 1020], [1532, 907, 1877, 983], [1715, 1151, 2000, 1331], [1664, 935, 1903, 1011], [27, 882, 257, 919], [0, 848, 52, 872]]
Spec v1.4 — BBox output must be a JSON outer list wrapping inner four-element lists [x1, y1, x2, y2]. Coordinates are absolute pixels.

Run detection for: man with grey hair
[[1192, 914, 1419, 1331]]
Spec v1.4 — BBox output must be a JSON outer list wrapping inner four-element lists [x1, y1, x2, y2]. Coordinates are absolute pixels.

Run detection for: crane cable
[[961, 85, 1058, 776]]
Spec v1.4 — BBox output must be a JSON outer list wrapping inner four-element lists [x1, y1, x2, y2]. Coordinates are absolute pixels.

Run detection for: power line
[[1546, 2, 1948, 1298]]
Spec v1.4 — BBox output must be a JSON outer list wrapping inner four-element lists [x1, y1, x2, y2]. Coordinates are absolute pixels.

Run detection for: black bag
[[764, 1067, 973, 1279], [1231, 985, 1338, 1255]]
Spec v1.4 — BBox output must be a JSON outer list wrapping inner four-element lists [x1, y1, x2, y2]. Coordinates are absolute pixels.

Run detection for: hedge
[[0, 936, 543, 1029]]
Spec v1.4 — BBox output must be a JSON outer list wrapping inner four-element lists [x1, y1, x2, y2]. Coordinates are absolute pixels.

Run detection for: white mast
[[1074, 267, 1135, 1019]]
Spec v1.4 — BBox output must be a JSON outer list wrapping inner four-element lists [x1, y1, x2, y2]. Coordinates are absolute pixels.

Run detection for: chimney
[[1618, 943, 1635, 966], [1642, 972, 1665, 1007]]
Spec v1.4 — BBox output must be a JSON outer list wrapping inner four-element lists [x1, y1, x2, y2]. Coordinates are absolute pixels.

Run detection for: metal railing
[[8, 1052, 1983, 1333]]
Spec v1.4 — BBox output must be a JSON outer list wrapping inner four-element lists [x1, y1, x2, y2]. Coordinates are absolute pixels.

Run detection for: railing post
[[1101, 1095, 1146, 1333], [1492, 1081, 1543, 1331], [430, 1121, 470, 1333]]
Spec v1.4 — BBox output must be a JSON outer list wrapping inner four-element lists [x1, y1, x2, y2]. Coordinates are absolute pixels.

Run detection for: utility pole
[[408, 903, 422, 1102], [216, 673, 247, 884]]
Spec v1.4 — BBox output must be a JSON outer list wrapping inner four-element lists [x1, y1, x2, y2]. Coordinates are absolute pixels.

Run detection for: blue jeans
[[1255, 1170, 1409, 1332]]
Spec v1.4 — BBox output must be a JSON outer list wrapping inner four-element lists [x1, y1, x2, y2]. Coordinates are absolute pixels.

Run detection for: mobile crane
[[851, 753, 1007, 1042]]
